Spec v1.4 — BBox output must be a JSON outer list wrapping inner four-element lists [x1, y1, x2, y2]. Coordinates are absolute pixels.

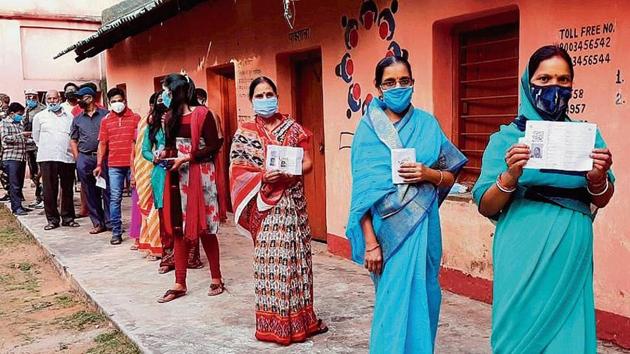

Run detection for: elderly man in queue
[[24, 89, 45, 209], [93, 88, 140, 245], [70, 86, 111, 235], [32, 90, 78, 230]]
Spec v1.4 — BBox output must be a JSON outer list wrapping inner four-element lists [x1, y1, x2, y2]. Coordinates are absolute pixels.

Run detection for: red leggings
[[174, 233, 222, 287]]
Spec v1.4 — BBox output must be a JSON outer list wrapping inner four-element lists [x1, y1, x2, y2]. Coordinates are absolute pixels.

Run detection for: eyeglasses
[[380, 78, 414, 90]]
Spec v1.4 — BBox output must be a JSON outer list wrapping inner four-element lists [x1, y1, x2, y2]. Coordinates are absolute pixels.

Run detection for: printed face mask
[[111, 101, 126, 114], [530, 84, 572, 121], [253, 97, 278, 118], [26, 99, 38, 109], [382, 86, 413, 114]]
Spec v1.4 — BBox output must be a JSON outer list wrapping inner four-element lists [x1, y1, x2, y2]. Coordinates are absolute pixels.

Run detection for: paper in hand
[[265, 145, 304, 176], [95, 176, 107, 189], [391, 148, 416, 184], [521, 120, 596, 171]]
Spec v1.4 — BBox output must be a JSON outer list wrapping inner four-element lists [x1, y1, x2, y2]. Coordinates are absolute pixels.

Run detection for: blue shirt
[[70, 108, 109, 153]]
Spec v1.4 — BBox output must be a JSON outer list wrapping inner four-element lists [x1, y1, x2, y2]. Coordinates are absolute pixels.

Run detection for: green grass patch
[[6, 274, 39, 292], [87, 331, 140, 354], [18, 262, 32, 272], [56, 310, 106, 331], [54, 294, 76, 308]]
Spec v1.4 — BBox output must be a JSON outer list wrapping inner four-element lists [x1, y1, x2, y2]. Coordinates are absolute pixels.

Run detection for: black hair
[[0, 94, 9, 104], [64, 82, 78, 91], [163, 73, 198, 146], [107, 87, 126, 100], [528, 45, 574, 79], [194, 88, 207, 100], [248, 76, 278, 100], [148, 90, 165, 146], [149, 91, 159, 105], [8, 102, 24, 114], [79, 82, 98, 92], [374, 55, 413, 87]]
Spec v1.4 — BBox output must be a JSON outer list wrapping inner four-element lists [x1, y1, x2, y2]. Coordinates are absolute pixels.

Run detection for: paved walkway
[[8, 190, 626, 353]]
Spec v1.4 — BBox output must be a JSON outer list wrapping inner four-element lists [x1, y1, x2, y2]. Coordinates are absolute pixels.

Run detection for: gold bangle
[[436, 170, 444, 187]]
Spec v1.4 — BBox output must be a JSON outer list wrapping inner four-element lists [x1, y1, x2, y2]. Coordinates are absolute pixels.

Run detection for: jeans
[[3, 160, 25, 212], [108, 166, 130, 237]]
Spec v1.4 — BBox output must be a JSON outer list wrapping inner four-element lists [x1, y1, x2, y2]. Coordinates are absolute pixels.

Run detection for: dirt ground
[[0, 207, 139, 354]]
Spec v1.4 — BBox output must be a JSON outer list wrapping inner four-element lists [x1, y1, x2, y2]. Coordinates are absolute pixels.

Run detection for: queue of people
[[0, 43, 616, 352]]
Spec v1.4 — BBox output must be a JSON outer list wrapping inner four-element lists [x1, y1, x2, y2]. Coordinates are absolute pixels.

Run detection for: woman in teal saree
[[347, 56, 467, 353], [473, 45, 615, 353]]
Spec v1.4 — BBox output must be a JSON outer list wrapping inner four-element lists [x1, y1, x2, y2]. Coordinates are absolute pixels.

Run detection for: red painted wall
[[104, 0, 630, 347]]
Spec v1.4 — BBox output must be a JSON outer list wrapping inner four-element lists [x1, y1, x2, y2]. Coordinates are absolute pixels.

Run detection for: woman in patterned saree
[[347, 56, 467, 353], [157, 74, 225, 303], [230, 77, 328, 345], [473, 45, 615, 353]]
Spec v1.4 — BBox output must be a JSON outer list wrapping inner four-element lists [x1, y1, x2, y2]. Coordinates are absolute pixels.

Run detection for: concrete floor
[[9, 188, 628, 354]]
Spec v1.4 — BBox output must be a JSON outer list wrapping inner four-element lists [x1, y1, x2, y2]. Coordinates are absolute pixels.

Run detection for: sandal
[[188, 262, 204, 269], [147, 255, 159, 261], [158, 265, 174, 274], [157, 289, 186, 303], [208, 282, 225, 296], [89, 226, 106, 234], [61, 221, 80, 227], [313, 320, 329, 336], [129, 243, 139, 251], [44, 223, 59, 231]]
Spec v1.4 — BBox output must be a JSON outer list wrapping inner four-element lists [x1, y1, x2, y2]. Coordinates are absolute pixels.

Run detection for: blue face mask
[[26, 99, 37, 109], [161, 90, 172, 109], [47, 103, 62, 112], [13, 114, 23, 123], [382, 87, 413, 114], [253, 97, 278, 118], [530, 84, 572, 121]]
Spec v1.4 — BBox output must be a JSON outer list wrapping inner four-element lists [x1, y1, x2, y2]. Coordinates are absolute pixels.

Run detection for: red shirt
[[98, 108, 140, 167]]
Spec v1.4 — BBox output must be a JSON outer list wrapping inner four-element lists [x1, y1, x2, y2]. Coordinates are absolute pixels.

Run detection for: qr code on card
[[531, 130, 545, 143]]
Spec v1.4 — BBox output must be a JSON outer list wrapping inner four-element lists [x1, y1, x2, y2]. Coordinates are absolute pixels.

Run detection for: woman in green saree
[[472, 45, 615, 353]]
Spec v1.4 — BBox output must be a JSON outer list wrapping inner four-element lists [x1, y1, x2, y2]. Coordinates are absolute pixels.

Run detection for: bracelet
[[587, 178, 609, 196], [496, 174, 517, 193], [436, 170, 444, 187], [366, 244, 380, 252]]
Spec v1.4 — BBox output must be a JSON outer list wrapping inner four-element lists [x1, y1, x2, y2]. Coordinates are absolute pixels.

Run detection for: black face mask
[[65, 93, 78, 103], [78, 100, 88, 109]]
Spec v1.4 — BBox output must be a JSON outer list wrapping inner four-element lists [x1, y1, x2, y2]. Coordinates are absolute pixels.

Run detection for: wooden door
[[219, 70, 237, 212], [293, 52, 327, 241], [207, 65, 237, 214]]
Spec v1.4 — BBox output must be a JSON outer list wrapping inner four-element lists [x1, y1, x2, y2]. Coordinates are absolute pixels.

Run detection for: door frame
[[284, 48, 328, 242]]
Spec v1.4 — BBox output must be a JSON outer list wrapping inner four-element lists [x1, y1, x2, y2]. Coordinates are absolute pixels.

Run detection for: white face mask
[[111, 101, 126, 114]]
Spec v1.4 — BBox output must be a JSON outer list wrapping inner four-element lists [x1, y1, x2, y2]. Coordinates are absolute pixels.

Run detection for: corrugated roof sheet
[[54, 0, 206, 62]]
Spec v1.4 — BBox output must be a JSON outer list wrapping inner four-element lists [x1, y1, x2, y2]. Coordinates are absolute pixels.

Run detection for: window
[[456, 21, 519, 181], [153, 76, 166, 92]]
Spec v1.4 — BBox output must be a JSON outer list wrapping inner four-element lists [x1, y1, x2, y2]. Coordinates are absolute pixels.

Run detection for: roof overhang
[[54, 0, 207, 62]]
